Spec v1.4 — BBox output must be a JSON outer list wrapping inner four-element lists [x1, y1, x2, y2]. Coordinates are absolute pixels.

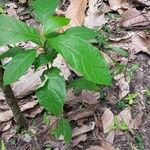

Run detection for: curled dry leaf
[[2, 121, 12, 132], [24, 105, 43, 118], [20, 101, 38, 111], [73, 122, 95, 137], [65, 0, 87, 27]]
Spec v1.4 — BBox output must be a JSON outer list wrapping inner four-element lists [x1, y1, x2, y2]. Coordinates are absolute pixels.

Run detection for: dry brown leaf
[[20, 101, 38, 112], [131, 33, 150, 55], [135, 0, 150, 6], [52, 54, 71, 80], [80, 90, 100, 104], [12, 69, 44, 99], [84, 0, 107, 28], [66, 88, 79, 103], [72, 134, 87, 147], [101, 108, 114, 133], [0, 110, 13, 123], [65, 0, 87, 27], [108, 0, 130, 12], [86, 142, 115, 150], [67, 104, 99, 121], [2, 121, 12, 132], [24, 105, 43, 118], [105, 131, 115, 144], [121, 8, 150, 28], [130, 111, 143, 129], [73, 122, 95, 137], [108, 0, 122, 11], [118, 77, 130, 100], [118, 108, 132, 126], [0, 100, 41, 123]]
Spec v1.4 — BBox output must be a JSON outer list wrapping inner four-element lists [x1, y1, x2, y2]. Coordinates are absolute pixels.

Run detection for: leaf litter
[[0, 0, 150, 149]]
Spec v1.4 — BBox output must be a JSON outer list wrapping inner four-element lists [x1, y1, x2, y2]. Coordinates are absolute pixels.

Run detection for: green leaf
[[64, 26, 97, 40], [0, 47, 23, 60], [36, 74, 66, 115], [69, 77, 99, 91], [0, 6, 5, 14], [108, 46, 129, 57], [4, 49, 36, 85], [44, 16, 70, 34], [0, 139, 5, 150], [33, 53, 52, 70], [48, 35, 112, 85], [34, 0, 59, 25], [0, 15, 42, 46], [55, 118, 72, 143]]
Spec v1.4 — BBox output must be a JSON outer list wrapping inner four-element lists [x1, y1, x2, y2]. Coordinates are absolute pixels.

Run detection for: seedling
[[135, 134, 144, 150], [145, 88, 150, 104], [145, 88, 150, 97], [124, 93, 139, 105], [127, 63, 140, 79], [0, 0, 112, 143], [110, 116, 129, 131]]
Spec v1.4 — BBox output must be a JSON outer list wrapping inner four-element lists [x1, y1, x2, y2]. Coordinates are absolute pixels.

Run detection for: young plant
[[0, 0, 112, 143], [117, 92, 139, 109], [111, 116, 129, 131], [124, 93, 139, 105]]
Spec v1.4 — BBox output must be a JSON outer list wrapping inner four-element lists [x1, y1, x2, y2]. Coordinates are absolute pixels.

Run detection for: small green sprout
[[110, 116, 129, 131], [124, 93, 139, 105]]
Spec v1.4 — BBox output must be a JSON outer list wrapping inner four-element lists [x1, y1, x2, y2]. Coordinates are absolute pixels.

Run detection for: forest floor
[[0, 0, 150, 150]]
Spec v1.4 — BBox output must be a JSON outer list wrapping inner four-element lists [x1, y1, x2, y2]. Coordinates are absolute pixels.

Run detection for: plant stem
[[0, 61, 28, 128]]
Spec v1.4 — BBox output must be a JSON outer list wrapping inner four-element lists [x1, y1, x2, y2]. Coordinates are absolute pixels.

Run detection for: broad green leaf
[[4, 49, 36, 85], [36, 74, 66, 115], [69, 77, 99, 91], [55, 118, 72, 143], [64, 26, 97, 40], [0, 47, 23, 60], [48, 35, 112, 85], [33, 53, 52, 70], [34, 0, 59, 25], [44, 16, 70, 34], [0, 15, 42, 46], [108, 46, 128, 57]]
